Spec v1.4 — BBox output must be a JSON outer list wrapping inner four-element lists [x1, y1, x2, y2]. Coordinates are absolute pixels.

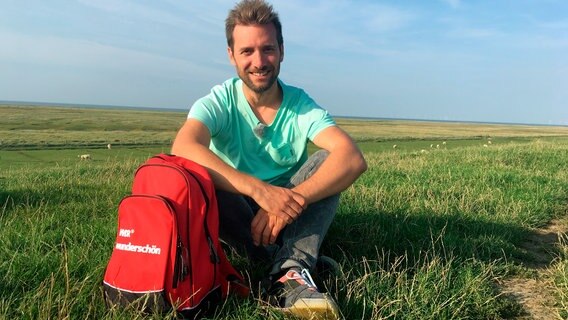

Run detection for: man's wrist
[[241, 175, 265, 199], [291, 185, 312, 206]]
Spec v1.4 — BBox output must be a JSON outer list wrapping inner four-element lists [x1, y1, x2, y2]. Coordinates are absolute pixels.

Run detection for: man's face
[[228, 23, 283, 94]]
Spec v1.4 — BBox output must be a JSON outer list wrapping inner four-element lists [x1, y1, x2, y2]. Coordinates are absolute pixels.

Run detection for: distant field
[[2, 104, 568, 172], [2, 104, 568, 170], [341, 118, 568, 140], [2, 105, 567, 149], [1, 104, 568, 319], [0, 105, 184, 149]]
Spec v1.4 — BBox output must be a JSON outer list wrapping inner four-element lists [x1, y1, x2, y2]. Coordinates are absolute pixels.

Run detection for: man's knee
[[289, 149, 330, 186], [310, 149, 329, 166]]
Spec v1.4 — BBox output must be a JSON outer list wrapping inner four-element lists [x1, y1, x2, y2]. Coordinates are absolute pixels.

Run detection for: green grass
[[0, 105, 185, 149], [1, 105, 568, 319], [3, 105, 568, 150], [0, 147, 169, 170], [552, 234, 568, 319]]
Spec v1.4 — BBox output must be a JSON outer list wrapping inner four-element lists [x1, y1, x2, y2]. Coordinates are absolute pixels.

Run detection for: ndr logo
[[119, 229, 135, 237]]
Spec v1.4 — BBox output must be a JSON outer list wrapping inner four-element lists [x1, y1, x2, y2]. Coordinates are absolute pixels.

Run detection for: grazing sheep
[[78, 154, 91, 160], [487, 140, 492, 145], [442, 141, 446, 145], [430, 144, 434, 148], [420, 149, 427, 153], [436, 144, 440, 149], [107, 143, 112, 149], [483, 144, 488, 148], [393, 144, 397, 149]]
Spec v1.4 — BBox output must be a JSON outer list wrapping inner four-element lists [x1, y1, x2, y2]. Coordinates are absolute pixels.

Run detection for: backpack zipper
[[149, 156, 220, 290], [156, 195, 189, 290], [172, 237, 189, 288], [176, 166, 220, 265], [148, 157, 220, 265]]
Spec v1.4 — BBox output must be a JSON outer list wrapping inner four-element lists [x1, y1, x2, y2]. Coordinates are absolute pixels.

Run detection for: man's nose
[[252, 51, 267, 68]]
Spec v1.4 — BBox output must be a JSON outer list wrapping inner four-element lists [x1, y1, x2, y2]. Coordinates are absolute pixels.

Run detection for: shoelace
[[300, 268, 318, 289], [278, 268, 319, 290]]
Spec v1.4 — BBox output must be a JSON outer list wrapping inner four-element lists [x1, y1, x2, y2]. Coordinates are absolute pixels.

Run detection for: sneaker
[[266, 268, 340, 319], [316, 256, 341, 278], [314, 255, 341, 293]]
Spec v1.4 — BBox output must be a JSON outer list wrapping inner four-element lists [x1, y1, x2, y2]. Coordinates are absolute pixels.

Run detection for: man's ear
[[227, 46, 236, 66]]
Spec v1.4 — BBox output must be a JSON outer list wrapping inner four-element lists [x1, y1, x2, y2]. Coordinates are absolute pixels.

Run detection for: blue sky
[[1, 0, 567, 125]]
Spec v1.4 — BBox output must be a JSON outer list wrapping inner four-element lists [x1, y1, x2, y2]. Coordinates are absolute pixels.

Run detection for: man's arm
[[292, 125, 367, 204], [171, 119, 305, 223], [172, 119, 253, 194], [250, 125, 366, 246]]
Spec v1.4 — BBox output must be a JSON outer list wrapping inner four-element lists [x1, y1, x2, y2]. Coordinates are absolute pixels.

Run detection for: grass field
[[1, 105, 568, 319]]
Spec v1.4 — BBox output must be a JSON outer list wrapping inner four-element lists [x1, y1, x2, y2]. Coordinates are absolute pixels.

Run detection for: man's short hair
[[225, 0, 283, 49]]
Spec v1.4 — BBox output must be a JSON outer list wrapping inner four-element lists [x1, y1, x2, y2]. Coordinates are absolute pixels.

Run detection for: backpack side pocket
[[103, 195, 180, 313]]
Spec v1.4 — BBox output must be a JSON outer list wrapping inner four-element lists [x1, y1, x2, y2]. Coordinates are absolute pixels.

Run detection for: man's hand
[[251, 208, 288, 246], [252, 183, 306, 224]]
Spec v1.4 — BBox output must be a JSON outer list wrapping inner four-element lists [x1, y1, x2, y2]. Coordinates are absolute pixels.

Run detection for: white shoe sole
[[283, 295, 341, 320]]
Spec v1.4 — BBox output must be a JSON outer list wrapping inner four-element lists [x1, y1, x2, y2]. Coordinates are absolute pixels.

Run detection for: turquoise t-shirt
[[188, 78, 335, 186]]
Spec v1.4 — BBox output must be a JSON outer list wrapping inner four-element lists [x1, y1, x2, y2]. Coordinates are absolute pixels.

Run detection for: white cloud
[[76, 0, 223, 36], [77, 0, 185, 26], [447, 27, 503, 39], [441, 0, 461, 9], [0, 29, 223, 79], [364, 5, 416, 32], [535, 18, 568, 30], [270, 0, 414, 56], [517, 35, 568, 49]]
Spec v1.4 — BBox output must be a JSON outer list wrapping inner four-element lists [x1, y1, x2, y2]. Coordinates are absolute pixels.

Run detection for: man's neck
[[242, 81, 282, 110]]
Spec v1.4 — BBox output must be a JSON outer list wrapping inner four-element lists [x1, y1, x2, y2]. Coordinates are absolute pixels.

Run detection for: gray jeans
[[216, 150, 340, 275]]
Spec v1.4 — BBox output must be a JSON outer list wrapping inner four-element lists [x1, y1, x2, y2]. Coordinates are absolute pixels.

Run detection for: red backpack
[[103, 154, 249, 318]]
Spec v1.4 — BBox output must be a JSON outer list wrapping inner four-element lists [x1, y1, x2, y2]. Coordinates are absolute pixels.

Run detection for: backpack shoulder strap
[[153, 154, 211, 185]]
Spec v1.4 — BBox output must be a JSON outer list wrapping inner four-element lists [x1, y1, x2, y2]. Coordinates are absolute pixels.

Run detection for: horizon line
[[1, 99, 566, 128]]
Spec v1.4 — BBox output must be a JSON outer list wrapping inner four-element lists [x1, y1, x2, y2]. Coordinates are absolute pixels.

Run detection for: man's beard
[[239, 65, 280, 94]]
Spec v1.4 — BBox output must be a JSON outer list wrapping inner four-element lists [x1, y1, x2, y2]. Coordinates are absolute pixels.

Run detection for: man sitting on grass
[[172, 0, 367, 318]]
